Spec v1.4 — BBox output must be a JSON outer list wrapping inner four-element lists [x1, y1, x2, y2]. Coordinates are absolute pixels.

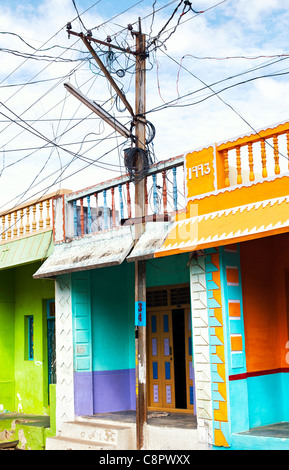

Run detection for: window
[[25, 315, 34, 361], [147, 289, 168, 308], [47, 300, 55, 318], [47, 300, 56, 388]]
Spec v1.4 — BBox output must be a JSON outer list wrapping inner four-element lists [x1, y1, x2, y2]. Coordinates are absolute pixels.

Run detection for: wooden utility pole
[[133, 18, 147, 451], [66, 19, 148, 450]]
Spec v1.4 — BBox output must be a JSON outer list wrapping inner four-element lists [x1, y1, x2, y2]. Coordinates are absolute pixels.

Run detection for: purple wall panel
[[74, 368, 136, 416], [74, 372, 94, 416]]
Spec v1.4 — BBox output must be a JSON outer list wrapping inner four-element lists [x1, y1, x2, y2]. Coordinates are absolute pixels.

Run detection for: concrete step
[[46, 435, 115, 451], [61, 420, 134, 449]]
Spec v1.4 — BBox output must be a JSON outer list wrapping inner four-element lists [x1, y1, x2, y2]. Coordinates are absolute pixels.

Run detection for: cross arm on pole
[[67, 27, 135, 118], [80, 34, 135, 118], [64, 82, 133, 139]]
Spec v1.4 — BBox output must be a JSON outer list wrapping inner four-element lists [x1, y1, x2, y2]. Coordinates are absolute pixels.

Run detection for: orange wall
[[240, 234, 289, 373]]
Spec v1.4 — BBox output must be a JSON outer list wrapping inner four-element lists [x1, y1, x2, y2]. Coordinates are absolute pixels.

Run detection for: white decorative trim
[[216, 118, 289, 147], [157, 195, 289, 254], [190, 255, 213, 446], [187, 171, 289, 203], [55, 274, 75, 433]]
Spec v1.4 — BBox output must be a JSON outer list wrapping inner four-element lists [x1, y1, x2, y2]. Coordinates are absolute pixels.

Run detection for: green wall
[[14, 262, 55, 414], [0, 268, 15, 412], [0, 262, 54, 414]]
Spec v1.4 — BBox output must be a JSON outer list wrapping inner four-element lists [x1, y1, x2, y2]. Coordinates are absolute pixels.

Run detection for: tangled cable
[[124, 119, 156, 182], [130, 119, 156, 145], [124, 146, 153, 183], [147, 1, 204, 51]]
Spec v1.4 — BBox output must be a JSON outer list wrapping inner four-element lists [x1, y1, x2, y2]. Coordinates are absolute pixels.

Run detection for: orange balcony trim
[[216, 120, 289, 152]]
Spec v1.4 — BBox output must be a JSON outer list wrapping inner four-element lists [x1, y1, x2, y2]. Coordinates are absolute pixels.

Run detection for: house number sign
[[185, 146, 215, 199], [188, 162, 211, 179], [135, 301, 146, 326]]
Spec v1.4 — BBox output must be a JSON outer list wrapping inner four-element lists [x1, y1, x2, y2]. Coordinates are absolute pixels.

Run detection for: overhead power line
[[0, 0, 287, 213]]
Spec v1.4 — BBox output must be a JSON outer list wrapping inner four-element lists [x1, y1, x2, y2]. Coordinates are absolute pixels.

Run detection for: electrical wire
[[0, 1, 141, 209], [0, 136, 131, 213], [0, 60, 85, 152], [146, 0, 227, 52], [147, 0, 204, 51], [0, 47, 85, 63], [0, 41, 117, 155], [156, 48, 289, 162], [90, 0, 145, 32], [110, 0, 180, 42], [0, 0, 103, 89], [72, 0, 89, 32], [1, 0, 288, 213], [151, 69, 289, 111], [124, 147, 152, 182], [148, 0, 228, 52], [149, 0, 158, 38], [146, 48, 289, 116], [0, 79, 118, 176], [0, 73, 134, 173], [0, 74, 81, 89]]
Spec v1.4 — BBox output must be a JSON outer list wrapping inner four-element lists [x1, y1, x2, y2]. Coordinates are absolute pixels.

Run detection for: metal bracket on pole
[[64, 82, 133, 140], [80, 34, 135, 119]]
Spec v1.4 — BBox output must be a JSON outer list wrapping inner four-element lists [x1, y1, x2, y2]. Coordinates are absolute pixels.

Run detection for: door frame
[[47, 299, 56, 404], [146, 284, 194, 414]]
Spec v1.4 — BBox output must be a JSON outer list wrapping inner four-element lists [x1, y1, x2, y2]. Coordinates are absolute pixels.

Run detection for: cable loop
[[124, 147, 153, 182]]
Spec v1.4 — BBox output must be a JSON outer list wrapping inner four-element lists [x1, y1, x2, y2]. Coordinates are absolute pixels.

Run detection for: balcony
[[217, 121, 289, 189], [0, 190, 71, 244], [182, 120, 289, 218], [0, 190, 71, 270], [63, 154, 185, 241], [34, 155, 186, 278], [32, 118, 289, 277], [156, 119, 289, 258]]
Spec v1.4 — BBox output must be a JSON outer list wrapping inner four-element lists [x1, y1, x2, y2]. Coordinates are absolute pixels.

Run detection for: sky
[[1, 0, 289, 210]]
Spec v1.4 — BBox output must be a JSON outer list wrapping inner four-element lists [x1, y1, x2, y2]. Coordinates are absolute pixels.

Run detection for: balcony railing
[[66, 155, 185, 239], [0, 190, 71, 244], [216, 121, 289, 188]]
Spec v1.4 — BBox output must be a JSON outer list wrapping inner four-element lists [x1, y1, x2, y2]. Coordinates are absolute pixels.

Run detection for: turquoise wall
[[245, 373, 289, 428], [217, 242, 289, 450], [225, 432, 289, 450], [72, 254, 191, 414], [86, 253, 190, 372], [146, 253, 190, 288], [90, 262, 135, 372], [228, 380, 249, 434], [72, 271, 93, 372]]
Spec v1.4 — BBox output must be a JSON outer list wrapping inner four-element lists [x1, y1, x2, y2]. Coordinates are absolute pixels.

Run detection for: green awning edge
[[0, 230, 54, 270]]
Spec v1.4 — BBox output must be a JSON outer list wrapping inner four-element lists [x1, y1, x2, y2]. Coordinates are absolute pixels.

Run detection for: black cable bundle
[[124, 120, 156, 182], [124, 147, 152, 183]]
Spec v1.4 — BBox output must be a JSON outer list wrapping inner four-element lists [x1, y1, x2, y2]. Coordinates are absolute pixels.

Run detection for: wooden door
[[147, 309, 175, 410], [147, 285, 194, 413]]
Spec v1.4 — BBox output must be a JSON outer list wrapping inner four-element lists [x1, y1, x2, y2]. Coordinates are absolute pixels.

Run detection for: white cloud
[[0, 0, 289, 209]]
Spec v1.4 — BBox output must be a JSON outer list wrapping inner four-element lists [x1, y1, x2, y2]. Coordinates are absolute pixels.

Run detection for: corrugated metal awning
[[155, 195, 289, 257], [126, 221, 172, 262], [0, 230, 53, 270], [33, 226, 135, 279]]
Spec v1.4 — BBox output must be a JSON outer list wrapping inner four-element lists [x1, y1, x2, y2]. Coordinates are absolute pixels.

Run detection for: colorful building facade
[[0, 191, 69, 449], [32, 119, 289, 450], [155, 120, 289, 449]]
